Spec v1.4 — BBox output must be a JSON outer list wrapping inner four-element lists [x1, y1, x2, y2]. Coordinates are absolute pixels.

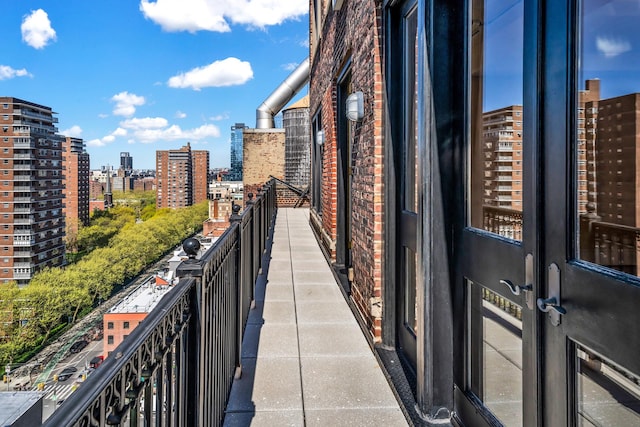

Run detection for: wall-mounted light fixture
[[316, 129, 325, 146], [346, 91, 364, 122]]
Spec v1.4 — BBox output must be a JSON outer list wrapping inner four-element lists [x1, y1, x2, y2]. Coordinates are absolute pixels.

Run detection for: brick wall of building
[[309, 0, 385, 340], [243, 129, 286, 202]]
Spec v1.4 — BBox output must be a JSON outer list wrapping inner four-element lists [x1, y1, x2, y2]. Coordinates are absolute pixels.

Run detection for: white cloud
[[98, 113, 109, 119], [140, 0, 307, 32], [134, 123, 220, 144], [175, 111, 187, 119], [86, 128, 129, 147], [596, 36, 632, 58], [0, 65, 32, 80], [60, 125, 83, 137], [168, 57, 253, 90], [89, 113, 220, 146], [282, 62, 299, 71], [120, 117, 169, 129], [209, 113, 229, 121], [112, 127, 128, 137], [111, 92, 146, 117], [21, 9, 57, 49], [87, 138, 105, 147]]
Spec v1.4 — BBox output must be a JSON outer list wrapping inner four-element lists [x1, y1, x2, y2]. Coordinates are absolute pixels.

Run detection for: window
[[107, 335, 114, 344], [107, 322, 114, 329], [123, 321, 130, 329]]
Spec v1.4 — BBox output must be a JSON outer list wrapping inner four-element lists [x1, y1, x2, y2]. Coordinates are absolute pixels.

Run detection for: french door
[[456, 0, 640, 426]]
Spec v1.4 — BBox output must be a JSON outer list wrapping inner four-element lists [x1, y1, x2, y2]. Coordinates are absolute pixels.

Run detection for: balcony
[[13, 271, 33, 279], [14, 164, 33, 170], [13, 239, 35, 247], [43, 182, 405, 426], [13, 109, 58, 123]]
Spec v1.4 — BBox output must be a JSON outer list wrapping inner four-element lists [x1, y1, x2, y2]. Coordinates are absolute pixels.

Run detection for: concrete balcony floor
[[224, 208, 408, 426]]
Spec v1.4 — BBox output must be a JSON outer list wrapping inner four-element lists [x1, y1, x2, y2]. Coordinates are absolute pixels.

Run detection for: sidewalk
[[224, 208, 408, 426]]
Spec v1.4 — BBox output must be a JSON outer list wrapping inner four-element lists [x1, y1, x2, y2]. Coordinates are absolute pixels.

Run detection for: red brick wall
[[243, 129, 286, 205], [309, 0, 385, 340]]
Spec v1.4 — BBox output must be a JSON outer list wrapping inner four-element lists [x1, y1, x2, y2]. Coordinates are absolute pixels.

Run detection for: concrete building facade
[[0, 97, 65, 285], [155, 143, 209, 209]]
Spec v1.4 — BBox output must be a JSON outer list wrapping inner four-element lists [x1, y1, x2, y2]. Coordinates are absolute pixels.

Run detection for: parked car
[[89, 355, 104, 369], [57, 367, 78, 382], [69, 340, 88, 354]]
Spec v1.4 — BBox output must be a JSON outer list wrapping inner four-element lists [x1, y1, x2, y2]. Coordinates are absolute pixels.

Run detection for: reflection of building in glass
[[579, 82, 640, 275], [593, 93, 640, 226], [228, 123, 247, 181], [482, 106, 523, 209], [481, 106, 523, 239], [580, 79, 600, 214]]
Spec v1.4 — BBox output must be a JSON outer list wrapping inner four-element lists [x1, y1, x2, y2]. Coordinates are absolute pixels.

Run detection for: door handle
[[537, 263, 566, 326], [498, 253, 535, 310], [500, 279, 531, 296], [536, 297, 567, 315]]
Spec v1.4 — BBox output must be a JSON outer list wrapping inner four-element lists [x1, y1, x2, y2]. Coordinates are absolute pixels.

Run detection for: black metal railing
[[482, 205, 523, 240], [43, 179, 277, 427]]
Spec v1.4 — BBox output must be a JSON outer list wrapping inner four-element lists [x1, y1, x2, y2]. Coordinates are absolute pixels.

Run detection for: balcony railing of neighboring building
[[483, 203, 640, 277], [43, 180, 277, 427], [483, 205, 523, 241], [579, 205, 639, 276]]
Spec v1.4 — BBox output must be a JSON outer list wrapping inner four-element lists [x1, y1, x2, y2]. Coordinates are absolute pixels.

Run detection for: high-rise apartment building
[[580, 79, 601, 214], [228, 123, 247, 181], [592, 92, 640, 226], [62, 137, 90, 228], [156, 143, 209, 208], [482, 105, 524, 209], [120, 152, 132, 172], [0, 97, 65, 285]]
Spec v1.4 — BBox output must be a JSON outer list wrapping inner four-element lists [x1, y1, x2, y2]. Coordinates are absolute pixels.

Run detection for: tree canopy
[[0, 201, 208, 366]]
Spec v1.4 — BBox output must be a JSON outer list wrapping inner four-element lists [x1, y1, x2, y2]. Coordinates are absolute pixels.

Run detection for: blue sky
[[482, 0, 640, 112], [1, 1, 309, 169]]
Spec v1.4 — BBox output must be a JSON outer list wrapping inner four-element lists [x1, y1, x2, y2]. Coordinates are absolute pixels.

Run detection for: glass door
[[541, 0, 640, 424], [457, 0, 537, 425]]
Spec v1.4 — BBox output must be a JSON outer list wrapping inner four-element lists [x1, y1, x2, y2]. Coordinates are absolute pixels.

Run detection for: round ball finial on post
[[183, 237, 201, 260]]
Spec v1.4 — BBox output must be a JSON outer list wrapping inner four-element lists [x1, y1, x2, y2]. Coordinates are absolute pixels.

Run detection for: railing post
[[229, 203, 244, 379], [175, 238, 204, 427], [246, 193, 257, 301], [579, 202, 601, 263]]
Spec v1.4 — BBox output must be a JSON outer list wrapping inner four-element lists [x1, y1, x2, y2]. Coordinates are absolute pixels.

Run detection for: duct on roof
[[256, 58, 310, 129]]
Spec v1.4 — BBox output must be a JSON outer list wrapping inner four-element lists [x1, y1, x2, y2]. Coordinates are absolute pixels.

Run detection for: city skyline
[[0, 1, 309, 170]]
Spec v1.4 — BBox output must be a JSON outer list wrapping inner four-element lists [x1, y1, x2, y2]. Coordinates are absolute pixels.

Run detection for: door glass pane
[[576, 344, 640, 426], [404, 247, 417, 333], [576, 0, 640, 277], [468, 281, 523, 426], [404, 4, 418, 214], [470, 0, 524, 240]]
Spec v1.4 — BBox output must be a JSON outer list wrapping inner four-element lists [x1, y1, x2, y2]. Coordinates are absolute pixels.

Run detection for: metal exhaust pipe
[[256, 58, 309, 129]]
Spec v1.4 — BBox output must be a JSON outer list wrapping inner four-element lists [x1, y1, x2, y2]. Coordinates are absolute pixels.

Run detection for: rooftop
[[107, 279, 173, 314], [0, 391, 42, 426]]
